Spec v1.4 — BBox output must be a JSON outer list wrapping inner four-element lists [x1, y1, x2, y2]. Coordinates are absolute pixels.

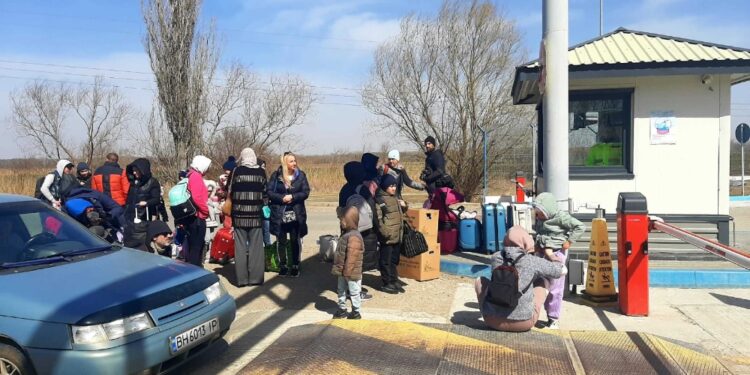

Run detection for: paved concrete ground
[[180, 204, 750, 374]]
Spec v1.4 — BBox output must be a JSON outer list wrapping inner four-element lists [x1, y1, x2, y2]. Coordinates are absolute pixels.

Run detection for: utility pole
[[600, 0, 604, 36], [542, 0, 569, 203]]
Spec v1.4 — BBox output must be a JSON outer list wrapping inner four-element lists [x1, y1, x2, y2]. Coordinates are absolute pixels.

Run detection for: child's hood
[[341, 206, 359, 231], [535, 192, 559, 220]]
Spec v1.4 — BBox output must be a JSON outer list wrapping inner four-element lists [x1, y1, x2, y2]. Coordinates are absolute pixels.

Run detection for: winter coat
[[92, 162, 130, 206], [378, 164, 424, 199], [375, 189, 404, 245], [229, 166, 268, 229], [338, 161, 365, 208], [187, 155, 212, 220], [65, 187, 124, 229], [40, 160, 73, 203], [332, 207, 364, 280], [125, 158, 162, 221], [423, 149, 447, 184], [267, 167, 310, 238], [533, 193, 586, 249]]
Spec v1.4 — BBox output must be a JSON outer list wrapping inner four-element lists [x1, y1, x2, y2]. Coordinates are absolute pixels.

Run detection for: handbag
[[222, 168, 237, 216], [282, 208, 297, 224], [401, 221, 428, 258]]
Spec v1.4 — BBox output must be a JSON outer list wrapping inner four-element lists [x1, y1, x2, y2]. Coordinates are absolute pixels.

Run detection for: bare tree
[[69, 77, 132, 166], [203, 62, 253, 150], [143, 0, 219, 169], [363, 0, 533, 200], [10, 81, 75, 161]]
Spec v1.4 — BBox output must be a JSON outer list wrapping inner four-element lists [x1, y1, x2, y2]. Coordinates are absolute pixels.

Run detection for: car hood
[[0, 249, 216, 324]]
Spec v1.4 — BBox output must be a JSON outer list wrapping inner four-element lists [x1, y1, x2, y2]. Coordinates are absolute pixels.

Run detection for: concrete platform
[[239, 320, 734, 374]]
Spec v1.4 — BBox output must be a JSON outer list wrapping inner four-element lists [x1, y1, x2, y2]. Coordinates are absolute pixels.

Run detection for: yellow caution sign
[[582, 217, 618, 302]]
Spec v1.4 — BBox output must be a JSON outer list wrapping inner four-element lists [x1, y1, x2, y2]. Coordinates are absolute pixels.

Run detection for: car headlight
[[204, 281, 225, 304], [72, 313, 154, 344]]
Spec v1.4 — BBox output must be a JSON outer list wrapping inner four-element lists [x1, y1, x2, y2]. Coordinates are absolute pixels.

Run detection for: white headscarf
[[239, 148, 258, 168], [190, 155, 212, 174]]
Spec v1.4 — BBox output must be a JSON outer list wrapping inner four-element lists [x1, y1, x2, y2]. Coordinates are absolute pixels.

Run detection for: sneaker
[[547, 319, 560, 330], [359, 292, 373, 301], [278, 266, 289, 277], [381, 284, 399, 294], [347, 311, 362, 320], [333, 309, 348, 319], [290, 266, 300, 278]]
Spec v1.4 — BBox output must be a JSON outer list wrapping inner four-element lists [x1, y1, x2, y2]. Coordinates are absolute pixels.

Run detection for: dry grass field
[[0, 153, 519, 201]]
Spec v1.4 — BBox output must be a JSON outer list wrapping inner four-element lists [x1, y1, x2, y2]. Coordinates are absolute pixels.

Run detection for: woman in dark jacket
[[267, 152, 310, 277], [124, 158, 162, 223]]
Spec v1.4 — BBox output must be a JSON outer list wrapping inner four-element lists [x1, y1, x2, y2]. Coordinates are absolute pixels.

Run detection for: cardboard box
[[406, 208, 439, 242], [397, 242, 441, 282]]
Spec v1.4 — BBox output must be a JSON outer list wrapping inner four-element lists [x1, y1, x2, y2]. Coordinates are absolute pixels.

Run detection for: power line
[[0, 58, 366, 93]]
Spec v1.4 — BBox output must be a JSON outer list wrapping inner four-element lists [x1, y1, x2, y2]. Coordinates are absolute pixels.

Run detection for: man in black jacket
[[124, 158, 162, 223], [421, 136, 450, 193]]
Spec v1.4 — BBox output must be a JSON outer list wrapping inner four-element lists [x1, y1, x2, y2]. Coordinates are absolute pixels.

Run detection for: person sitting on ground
[[378, 149, 425, 200], [375, 174, 407, 294], [475, 226, 564, 332], [332, 206, 364, 320], [135, 220, 174, 257]]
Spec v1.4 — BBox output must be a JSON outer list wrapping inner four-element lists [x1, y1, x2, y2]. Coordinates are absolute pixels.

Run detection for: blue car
[[0, 195, 236, 374]]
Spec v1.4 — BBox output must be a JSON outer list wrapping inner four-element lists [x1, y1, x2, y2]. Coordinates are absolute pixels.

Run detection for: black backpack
[[487, 252, 529, 308], [33, 171, 56, 201]]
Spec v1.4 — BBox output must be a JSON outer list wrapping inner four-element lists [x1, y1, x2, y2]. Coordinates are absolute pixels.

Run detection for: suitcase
[[209, 227, 234, 264], [507, 203, 536, 234], [438, 221, 459, 254], [459, 219, 482, 252], [482, 203, 506, 253]]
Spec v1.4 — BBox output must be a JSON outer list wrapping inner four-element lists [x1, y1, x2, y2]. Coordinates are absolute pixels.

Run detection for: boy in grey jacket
[[533, 192, 585, 329]]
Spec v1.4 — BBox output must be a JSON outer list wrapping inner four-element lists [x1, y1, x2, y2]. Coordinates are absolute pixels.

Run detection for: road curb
[[440, 259, 750, 288]]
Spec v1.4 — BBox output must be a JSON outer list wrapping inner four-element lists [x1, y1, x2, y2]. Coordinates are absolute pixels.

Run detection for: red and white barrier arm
[[649, 216, 750, 270]]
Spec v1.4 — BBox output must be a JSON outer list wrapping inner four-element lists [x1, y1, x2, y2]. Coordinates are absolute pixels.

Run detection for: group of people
[[33, 136, 584, 332]]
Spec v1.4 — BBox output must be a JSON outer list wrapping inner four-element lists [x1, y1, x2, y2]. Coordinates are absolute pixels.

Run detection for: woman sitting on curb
[[475, 226, 565, 332]]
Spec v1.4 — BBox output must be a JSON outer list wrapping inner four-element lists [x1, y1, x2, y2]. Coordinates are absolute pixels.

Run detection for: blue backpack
[[169, 178, 196, 223]]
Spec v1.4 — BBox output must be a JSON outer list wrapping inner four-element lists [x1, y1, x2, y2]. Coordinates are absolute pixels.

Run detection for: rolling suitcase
[[438, 221, 459, 254], [482, 203, 506, 253], [459, 219, 482, 252], [209, 227, 234, 264]]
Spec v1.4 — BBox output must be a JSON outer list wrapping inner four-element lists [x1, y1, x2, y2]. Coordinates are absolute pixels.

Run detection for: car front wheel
[[0, 344, 34, 375]]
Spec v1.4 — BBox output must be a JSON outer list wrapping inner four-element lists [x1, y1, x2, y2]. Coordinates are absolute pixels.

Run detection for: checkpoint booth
[[511, 28, 750, 257]]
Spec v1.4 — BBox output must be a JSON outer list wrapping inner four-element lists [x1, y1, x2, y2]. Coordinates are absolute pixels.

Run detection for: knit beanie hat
[[222, 156, 237, 171], [424, 136, 436, 145], [387, 150, 400, 160], [380, 174, 397, 190]]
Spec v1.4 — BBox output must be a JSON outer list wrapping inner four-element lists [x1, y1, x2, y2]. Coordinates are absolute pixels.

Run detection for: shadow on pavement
[[710, 292, 750, 309]]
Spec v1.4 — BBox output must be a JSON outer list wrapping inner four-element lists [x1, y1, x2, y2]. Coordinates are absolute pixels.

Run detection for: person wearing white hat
[[378, 149, 425, 201]]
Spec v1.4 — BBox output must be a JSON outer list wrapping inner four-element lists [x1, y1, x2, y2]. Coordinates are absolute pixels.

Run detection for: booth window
[[537, 88, 633, 179]]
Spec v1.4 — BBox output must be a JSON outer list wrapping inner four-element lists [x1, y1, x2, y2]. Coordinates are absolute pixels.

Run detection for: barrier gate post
[[617, 192, 649, 316]]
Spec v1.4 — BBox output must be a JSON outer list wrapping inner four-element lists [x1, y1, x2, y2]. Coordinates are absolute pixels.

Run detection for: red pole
[[515, 172, 526, 203]]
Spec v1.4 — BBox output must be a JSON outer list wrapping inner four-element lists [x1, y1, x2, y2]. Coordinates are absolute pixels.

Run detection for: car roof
[[0, 194, 37, 204]]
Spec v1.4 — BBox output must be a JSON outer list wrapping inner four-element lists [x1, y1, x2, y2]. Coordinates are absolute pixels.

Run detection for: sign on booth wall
[[650, 111, 677, 145]]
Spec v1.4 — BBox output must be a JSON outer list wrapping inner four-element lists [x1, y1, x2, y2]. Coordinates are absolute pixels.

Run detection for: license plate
[[169, 318, 219, 354]]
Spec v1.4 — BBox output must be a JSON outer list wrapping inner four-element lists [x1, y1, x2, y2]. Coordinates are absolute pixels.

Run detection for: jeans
[[234, 227, 264, 286], [337, 277, 362, 312], [379, 244, 400, 286], [278, 223, 301, 268], [262, 219, 271, 247], [185, 217, 207, 268]]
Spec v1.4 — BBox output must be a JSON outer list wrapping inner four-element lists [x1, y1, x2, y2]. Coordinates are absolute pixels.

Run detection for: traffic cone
[[582, 208, 618, 302]]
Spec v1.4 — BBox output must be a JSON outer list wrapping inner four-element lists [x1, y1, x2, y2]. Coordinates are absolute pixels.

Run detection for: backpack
[[486, 252, 529, 308], [169, 178, 197, 223], [346, 185, 373, 232], [34, 171, 57, 201]]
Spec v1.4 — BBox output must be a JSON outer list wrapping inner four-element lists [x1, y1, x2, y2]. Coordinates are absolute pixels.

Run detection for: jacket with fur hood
[[332, 207, 364, 280], [375, 188, 404, 245], [188, 155, 212, 220], [533, 192, 585, 249]]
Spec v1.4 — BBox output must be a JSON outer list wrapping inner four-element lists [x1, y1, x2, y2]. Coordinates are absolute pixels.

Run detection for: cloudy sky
[[0, 0, 748, 158]]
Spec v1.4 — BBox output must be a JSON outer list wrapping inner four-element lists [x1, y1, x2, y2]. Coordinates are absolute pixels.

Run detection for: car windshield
[[0, 200, 110, 267]]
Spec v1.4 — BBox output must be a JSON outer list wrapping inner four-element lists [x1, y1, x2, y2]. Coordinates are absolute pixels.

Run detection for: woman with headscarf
[[228, 148, 268, 286], [475, 226, 565, 332], [267, 152, 310, 277], [184, 155, 212, 267]]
